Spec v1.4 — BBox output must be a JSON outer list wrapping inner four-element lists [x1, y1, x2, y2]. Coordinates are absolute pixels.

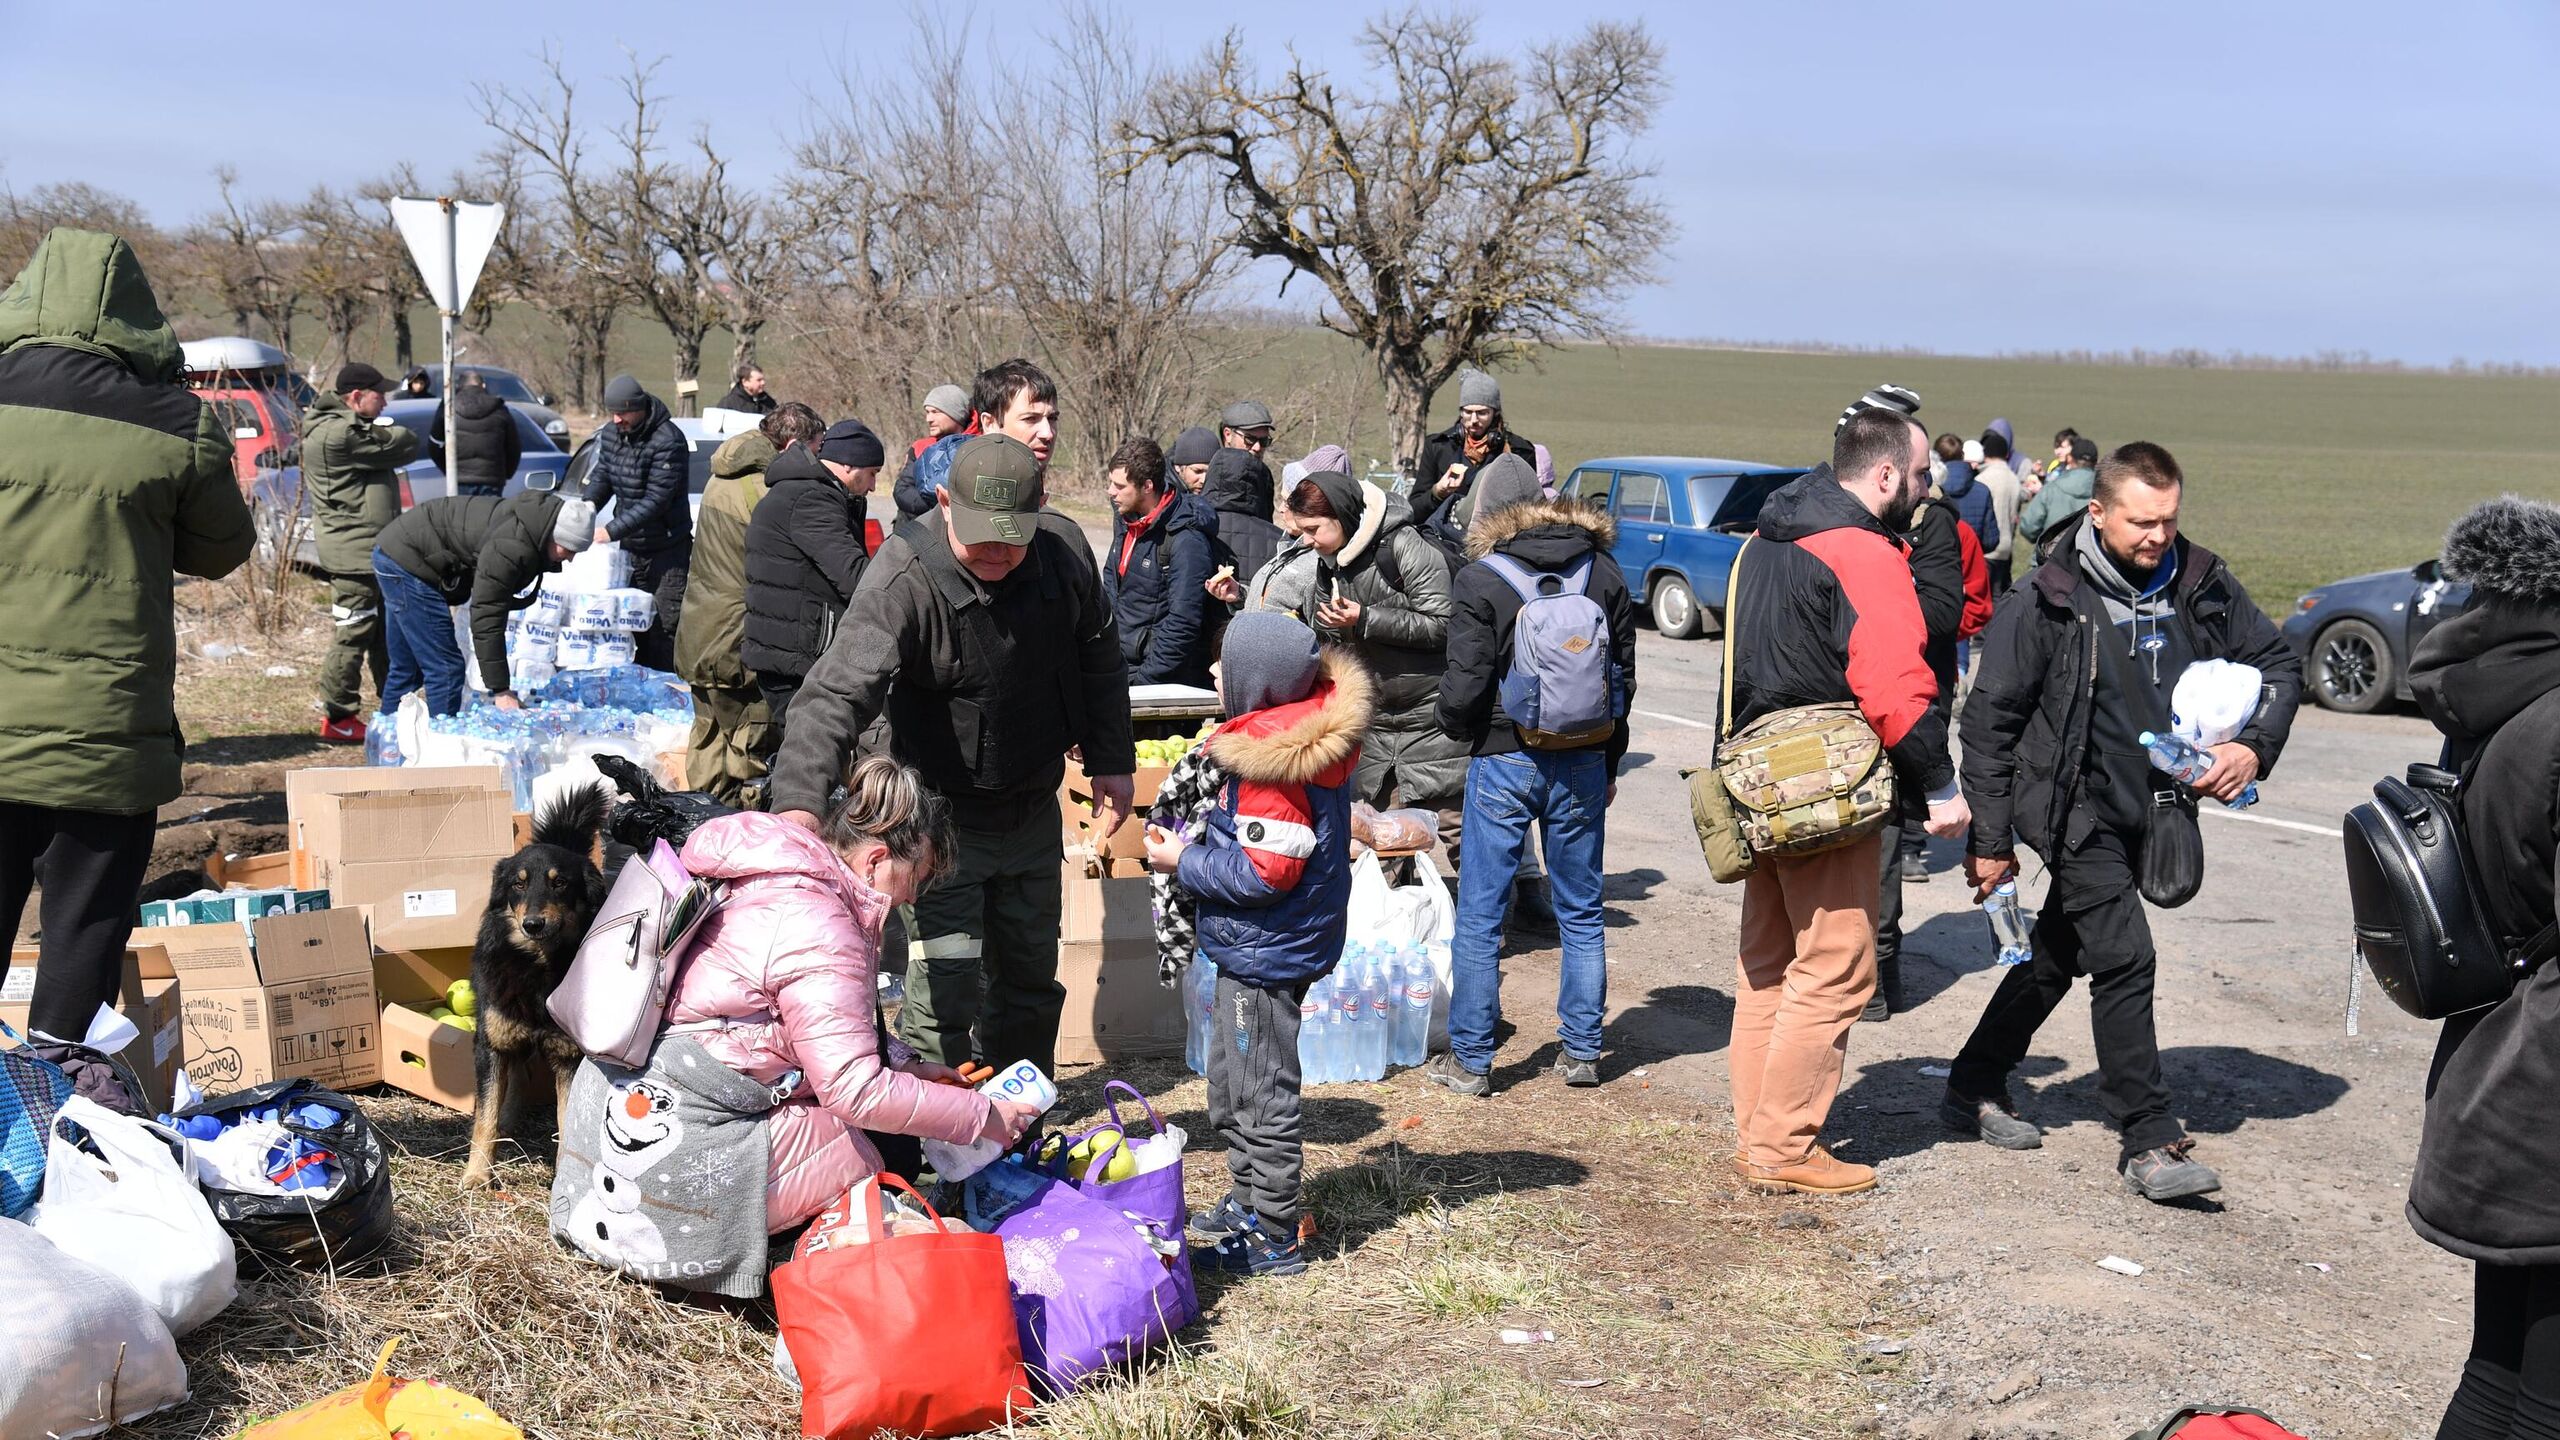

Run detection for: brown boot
[[1740, 1145, 1877, 1195]]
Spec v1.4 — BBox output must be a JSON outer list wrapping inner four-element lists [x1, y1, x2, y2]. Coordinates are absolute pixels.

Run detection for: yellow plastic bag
[[234, 1340, 523, 1439]]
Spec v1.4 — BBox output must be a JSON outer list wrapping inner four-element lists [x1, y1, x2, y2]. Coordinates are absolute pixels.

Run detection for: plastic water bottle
[[1184, 955, 1217, 1076], [2139, 730, 2258, 809], [1395, 945, 1433, 1067], [1296, 979, 1326, 1084], [1335, 969, 1368, 1081], [1365, 959, 1396, 1076], [1982, 881, 2034, 967]]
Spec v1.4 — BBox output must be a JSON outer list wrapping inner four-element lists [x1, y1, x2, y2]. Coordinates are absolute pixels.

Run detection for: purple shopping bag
[[993, 1168, 1187, 1395], [1046, 1080, 1200, 1331]]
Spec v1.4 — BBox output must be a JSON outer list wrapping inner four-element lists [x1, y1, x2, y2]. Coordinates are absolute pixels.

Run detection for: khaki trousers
[[1730, 833, 1880, 1168]]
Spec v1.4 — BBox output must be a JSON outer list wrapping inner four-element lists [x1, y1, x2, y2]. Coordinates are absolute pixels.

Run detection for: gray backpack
[[1482, 554, 1616, 750]]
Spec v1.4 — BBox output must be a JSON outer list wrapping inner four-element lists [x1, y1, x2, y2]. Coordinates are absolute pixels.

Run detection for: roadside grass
[[174, 574, 332, 744], [127, 1047, 1899, 1439]]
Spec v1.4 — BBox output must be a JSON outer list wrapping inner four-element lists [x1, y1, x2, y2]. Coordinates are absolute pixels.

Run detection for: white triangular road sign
[[388, 196, 506, 314]]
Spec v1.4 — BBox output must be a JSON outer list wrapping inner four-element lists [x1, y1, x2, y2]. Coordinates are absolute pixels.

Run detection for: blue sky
[[6, 1, 2555, 364]]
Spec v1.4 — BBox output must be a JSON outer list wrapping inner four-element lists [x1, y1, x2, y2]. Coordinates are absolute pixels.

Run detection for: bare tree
[[989, 7, 1253, 486], [289, 185, 378, 378], [359, 165, 429, 371], [782, 34, 1011, 450], [1132, 10, 1670, 469], [467, 147, 616, 408], [0, 179, 163, 282], [177, 168, 301, 352]]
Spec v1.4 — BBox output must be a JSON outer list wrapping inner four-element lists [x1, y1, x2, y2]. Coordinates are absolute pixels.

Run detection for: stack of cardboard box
[[1056, 766, 1184, 1064], [1, 942, 184, 1113]]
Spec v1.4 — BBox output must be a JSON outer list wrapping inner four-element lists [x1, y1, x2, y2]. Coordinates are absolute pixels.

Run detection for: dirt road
[[1590, 625, 2464, 1438]]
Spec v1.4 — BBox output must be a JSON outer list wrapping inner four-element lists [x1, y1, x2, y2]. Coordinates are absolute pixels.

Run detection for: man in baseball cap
[[304, 358, 420, 743], [767, 427, 1135, 1077]]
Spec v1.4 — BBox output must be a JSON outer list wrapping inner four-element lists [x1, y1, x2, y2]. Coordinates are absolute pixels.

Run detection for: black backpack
[[2342, 762, 2557, 1019]]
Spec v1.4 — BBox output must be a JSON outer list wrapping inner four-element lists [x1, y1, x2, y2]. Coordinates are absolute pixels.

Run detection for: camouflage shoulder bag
[[1687, 538, 1897, 880]]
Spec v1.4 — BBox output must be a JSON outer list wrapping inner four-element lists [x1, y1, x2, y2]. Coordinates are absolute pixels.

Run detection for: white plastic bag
[[28, 1095, 238, 1336], [2171, 659, 2264, 748], [0, 1217, 190, 1437]]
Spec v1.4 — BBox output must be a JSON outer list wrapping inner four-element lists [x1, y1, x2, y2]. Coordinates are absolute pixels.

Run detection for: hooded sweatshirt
[[1935, 459, 2000, 558], [2073, 521, 2192, 831], [0, 228, 257, 813]]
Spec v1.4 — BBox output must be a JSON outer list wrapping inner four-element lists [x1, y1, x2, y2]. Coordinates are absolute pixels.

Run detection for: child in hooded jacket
[[1145, 613, 1372, 1275]]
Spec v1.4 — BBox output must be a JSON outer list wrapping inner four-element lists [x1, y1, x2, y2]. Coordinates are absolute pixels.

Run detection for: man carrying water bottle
[[1945, 441, 2300, 1203]]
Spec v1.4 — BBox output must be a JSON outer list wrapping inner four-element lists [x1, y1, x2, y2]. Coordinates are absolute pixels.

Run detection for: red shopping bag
[[771, 1175, 1034, 1439]]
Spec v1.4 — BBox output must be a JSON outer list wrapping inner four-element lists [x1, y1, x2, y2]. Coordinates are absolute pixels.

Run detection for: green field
[[336, 309, 2560, 607]]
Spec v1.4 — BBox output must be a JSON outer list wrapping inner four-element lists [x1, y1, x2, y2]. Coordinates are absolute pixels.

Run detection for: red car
[[181, 336, 313, 491]]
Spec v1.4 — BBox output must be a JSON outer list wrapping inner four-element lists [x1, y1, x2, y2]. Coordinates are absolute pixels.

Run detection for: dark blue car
[[250, 398, 572, 569], [2278, 558, 2473, 713], [1560, 456, 1810, 638]]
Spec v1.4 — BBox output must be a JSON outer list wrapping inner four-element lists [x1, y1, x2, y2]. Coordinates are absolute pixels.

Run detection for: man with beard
[[1419, 369, 1537, 566], [583, 374, 693, 670], [1722, 406, 1968, 1196]]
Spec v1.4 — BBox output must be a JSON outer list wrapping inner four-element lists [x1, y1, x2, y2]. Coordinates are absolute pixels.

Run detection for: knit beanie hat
[[1457, 368, 1502, 411], [1169, 425, 1219, 468], [552, 497, 598, 554], [1300, 444, 1350, 475], [923, 383, 971, 423], [1220, 611, 1322, 718], [1835, 382, 1922, 434], [1468, 453, 1542, 522], [602, 374, 649, 413]]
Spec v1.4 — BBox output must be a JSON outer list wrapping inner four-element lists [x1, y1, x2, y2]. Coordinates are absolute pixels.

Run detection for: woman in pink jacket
[[669, 758, 1040, 1231]]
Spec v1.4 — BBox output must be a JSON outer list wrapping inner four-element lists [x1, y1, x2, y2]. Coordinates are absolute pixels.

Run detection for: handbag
[[771, 1174, 1033, 1440], [1703, 538, 1896, 868], [2125, 1406, 2305, 1440], [1045, 1081, 1199, 1331], [993, 1163, 1188, 1395], [547, 839, 723, 1068], [0, 1024, 74, 1220], [29, 1095, 238, 1336], [2139, 785, 2205, 908]]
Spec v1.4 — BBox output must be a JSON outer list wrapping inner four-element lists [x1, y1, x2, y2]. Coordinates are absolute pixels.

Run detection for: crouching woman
[[669, 757, 1040, 1231]]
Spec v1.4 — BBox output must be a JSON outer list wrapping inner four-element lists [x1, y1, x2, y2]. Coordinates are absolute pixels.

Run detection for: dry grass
[[174, 575, 333, 744], [124, 1050, 1901, 1440]]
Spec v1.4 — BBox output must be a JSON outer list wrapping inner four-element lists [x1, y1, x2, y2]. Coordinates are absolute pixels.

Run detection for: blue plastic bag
[[0, 1020, 73, 1219]]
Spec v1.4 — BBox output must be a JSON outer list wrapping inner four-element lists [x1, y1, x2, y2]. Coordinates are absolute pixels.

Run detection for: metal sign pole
[[440, 198, 460, 483]]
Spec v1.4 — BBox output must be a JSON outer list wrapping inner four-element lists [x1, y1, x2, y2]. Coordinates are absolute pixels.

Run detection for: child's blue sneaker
[[1186, 1193, 1253, 1243], [1196, 1217, 1306, 1277]]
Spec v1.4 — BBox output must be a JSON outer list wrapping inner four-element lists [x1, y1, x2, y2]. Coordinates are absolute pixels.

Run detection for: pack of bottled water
[[365, 666, 697, 809], [1289, 940, 1436, 1085]]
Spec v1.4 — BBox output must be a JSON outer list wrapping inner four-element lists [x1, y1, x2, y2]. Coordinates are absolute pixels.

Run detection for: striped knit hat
[[1834, 383, 1922, 434]]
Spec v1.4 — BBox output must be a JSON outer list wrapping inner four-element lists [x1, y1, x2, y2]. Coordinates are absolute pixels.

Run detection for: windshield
[[1691, 471, 1796, 532], [469, 369, 537, 402]]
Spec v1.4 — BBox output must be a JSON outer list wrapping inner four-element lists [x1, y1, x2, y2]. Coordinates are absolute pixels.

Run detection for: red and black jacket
[[1726, 469, 1955, 798]]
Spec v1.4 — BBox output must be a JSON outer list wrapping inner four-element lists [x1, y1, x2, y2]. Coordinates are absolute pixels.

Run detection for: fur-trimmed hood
[[1464, 496, 1616, 561], [2443, 495, 2560, 604], [1206, 647, 1374, 784]]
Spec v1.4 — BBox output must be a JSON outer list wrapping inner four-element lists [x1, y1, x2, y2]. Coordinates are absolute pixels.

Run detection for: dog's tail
[[532, 781, 610, 855]]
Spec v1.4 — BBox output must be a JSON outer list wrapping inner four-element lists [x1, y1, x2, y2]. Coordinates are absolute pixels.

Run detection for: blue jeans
[[374, 548, 466, 716], [1447, 749, 1609, 1073]]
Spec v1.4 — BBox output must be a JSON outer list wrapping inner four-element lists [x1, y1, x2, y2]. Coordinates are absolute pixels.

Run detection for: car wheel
[[1652, 575, 1703, 640], [2310, 617, 2395, 713]]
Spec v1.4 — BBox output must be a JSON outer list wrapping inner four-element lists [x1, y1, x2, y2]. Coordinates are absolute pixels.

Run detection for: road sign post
[[388, 196, 504, 494]]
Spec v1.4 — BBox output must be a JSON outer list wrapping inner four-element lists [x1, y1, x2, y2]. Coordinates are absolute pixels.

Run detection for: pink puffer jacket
[[672, 812, 993, 1231]]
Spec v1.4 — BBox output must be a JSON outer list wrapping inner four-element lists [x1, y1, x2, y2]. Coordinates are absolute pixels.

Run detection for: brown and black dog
[[460, 783, 609, 1190]]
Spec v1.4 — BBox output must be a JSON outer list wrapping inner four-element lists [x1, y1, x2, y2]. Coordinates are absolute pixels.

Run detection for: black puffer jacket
[[1202, 447, 1275, 523], [376, 491, 568, 695], [1436, 498, 1637, 776], [1418, 422, 1536, 562], [716, 383, 776, 415], [741, 447, 869, 683], [1959, 516, 2300, 861], [2405, 497, 2560, 1263], [427, 386, 522, 491], [1103, 487, 1220, 687], [582, 395, 692, 552]]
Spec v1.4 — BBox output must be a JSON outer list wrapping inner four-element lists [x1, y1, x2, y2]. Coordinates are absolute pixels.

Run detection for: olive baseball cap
[[943, 433, 1043, 546]]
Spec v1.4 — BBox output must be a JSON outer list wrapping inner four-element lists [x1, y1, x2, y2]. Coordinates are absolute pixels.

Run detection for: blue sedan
[[2278, 558, 2473, 713], [1559, 456, 1810, 638], [249, 399, 573, 568]]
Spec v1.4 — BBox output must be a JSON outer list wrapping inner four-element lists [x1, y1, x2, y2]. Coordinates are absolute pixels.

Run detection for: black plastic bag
[[174, 1078, 394, 1268], [593, 753, 737, 851], [2140, 787, 2205, 909]]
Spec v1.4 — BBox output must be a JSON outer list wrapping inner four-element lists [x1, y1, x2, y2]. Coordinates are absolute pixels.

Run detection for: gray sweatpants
[[1206, 973, 1308, 1230]]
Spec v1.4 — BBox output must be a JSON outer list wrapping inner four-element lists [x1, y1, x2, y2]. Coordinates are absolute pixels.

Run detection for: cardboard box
[[1061, 859, 1154, 946], [140, 885, 330, 929], [156, 908, 379, 1093], [375, 946, 478, 1114], [1057, 939, 1184, 1065], [288, 766, 512, 949], [2, 944, 185, 1114], [1061, 767, 1170, 865], [207, 850, 293, 890]]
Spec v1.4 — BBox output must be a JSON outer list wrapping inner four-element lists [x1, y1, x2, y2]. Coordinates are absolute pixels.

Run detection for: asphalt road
[[1586, 624, 2463, 1438]]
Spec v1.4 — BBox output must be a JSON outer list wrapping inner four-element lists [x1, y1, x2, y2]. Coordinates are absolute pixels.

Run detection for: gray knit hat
[[1457, 369, 1502, 411], [923, 384, 970, 423], [552, 496, 598, 554], [1169, 426, 1219, 467], [602, 374, 649, 414], [1467, 453, 1542, 523], [1220, 611, 1322, 718]]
